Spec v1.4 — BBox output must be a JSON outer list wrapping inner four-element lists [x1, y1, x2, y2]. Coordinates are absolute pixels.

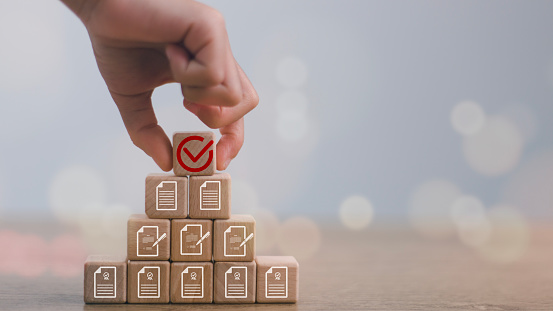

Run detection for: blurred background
[[0, 0, 552, 279]]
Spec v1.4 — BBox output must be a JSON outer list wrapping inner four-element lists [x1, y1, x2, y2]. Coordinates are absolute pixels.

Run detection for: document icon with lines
[[137, 226, 159, 257], [225, 266, 247, 298], [181, 266, 204, 298], [156, 181, 177, 210], [94, 266, 116, 298], [224, 226, 246, 257], [138, 266, 160, 298], [200, 181, 220, 210], [265, 266, 288, 298]]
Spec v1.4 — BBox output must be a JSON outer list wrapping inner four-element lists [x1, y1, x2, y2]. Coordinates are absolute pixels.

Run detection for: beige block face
[[255, 256, 299, 303], [189, 173, 231, 219], [84, 255, 127, 304], [214, 261, 256, 303], [127, 214, 170, 261], [173, 132, 216, 176], [171, 262, 213, 303], [171, 219, 213, 262], [145, 174, 188, 219], [127, 261, 170, 303], [213, 215, 256, 262]]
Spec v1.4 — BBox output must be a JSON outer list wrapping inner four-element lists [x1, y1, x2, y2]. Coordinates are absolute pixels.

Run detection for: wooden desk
[[1, 225, 552, 310]]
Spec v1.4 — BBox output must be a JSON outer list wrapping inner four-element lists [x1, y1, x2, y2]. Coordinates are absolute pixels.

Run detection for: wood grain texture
[[84, 255, 127, 304], [213, 215, 256, 262], [127, 261, 170, 304], [255, 256, 298, 303], [171, 219, 213, 262], [145, 174, 188, 219], [4, 224, 553, 310], [170, 262, 213, 303], [173, 132, 216, 176], [214, 261, 256, 304], [127, 214, 170, 261], [189, 173, 231, 219]]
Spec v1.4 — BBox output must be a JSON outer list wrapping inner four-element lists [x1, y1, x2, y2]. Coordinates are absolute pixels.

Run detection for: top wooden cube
[[173, 132, 216, 176]]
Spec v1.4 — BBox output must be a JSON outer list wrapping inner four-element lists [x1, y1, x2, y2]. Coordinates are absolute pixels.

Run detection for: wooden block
[[170, 262, 213, 303], [84, 255, 127, 304], [213, 215, 256, 262], [255, 256, 299, 303], [127, 214, 170, 261], [189, 173, 231, 219], [173, 131, 216, 176], [127, 261, 170, 303], [145, 174, 188, 219], [171, 219, 213, 262], [214, 261, 256, 303]]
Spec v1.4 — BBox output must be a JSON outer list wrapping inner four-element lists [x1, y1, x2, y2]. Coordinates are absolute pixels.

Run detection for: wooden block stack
[[84, 131, 299, 304]]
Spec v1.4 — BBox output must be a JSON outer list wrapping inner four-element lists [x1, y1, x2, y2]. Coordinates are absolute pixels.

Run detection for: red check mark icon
[[182, 140, 214, 163]]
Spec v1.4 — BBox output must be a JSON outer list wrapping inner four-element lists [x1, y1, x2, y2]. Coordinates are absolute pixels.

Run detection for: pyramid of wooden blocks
[[84, 131, 299, 304]]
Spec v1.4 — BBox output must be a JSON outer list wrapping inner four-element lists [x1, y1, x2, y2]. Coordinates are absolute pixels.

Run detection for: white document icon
[[181, 266, 204, 298], [181, 224, 203, 255], [224, 226, 247, 257], [265, 266, 288, 298], [200, 181, 220, 210], [94, 266, 116, 298], [156, 181, 177, 210], [137, 226, 159, 257], [138, 266, 160, 298], [225, 266, 247, 298]]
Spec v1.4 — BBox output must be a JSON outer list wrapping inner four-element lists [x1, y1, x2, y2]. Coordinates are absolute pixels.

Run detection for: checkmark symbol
[[182, 140, 214, 163]]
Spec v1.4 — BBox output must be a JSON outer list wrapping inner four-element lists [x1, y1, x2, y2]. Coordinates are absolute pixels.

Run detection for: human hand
[[62, 0, 258, 171]]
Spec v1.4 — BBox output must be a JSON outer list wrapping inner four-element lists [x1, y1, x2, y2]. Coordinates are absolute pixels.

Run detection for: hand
[[62, 0, 258, 171]]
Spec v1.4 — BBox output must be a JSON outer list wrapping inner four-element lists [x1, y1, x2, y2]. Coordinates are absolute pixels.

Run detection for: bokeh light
[[409, 180, 461, 239], [49, 165, 107, 225], [450, 195, 491, 247], [49, 234, 88, 278], [275, 57, 308, 88], [462, 115, 523, 176], [500, 104, 538, 143], [476, 205, 529, 264], [251, 208, 280, 254], [277, 216, 321, 260], [339, 195, 373, 230], [450, 100, 486, 136]]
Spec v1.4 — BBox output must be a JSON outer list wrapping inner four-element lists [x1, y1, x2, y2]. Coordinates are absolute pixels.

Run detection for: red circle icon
[[176, 136, 214, 172]]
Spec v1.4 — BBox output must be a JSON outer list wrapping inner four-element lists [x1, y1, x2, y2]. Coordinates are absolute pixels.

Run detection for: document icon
[[181, 266, 204, 298], [200, 181, 220, 210], [265, 266, 288, 298], [156, 181, 177, 210], [225, 266, 247, 298], [137, 226, 165, 257], [138, 266, 160, 298], [224, 226, 252, 257], [180, 224, 207, 255], [94, 266, 116, 298]]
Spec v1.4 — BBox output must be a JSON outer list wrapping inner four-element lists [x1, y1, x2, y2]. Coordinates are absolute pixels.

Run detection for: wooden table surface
[[1, 224, 553, 310]]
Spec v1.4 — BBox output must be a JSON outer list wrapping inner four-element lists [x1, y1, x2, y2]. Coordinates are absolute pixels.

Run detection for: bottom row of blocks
[[84, 255, 298, 304]]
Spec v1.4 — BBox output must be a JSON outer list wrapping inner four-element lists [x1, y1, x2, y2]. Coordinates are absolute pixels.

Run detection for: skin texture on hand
[[61, 0, 258, 171]]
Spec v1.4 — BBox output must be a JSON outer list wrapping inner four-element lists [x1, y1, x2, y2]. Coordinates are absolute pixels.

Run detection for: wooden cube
[[189, 173, 231, 219], [127, 261, 170, 303], [127, 214, 170, 261], [173, 132, 216, 176], [213, 215, 256, 262], [214, 261, 256, 303], [84, 255, 127, 303], [171, 219, 213, 262], [145, 174, 188, 219], [255, 256, 299, 303], [171, 262, 213, 303]]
